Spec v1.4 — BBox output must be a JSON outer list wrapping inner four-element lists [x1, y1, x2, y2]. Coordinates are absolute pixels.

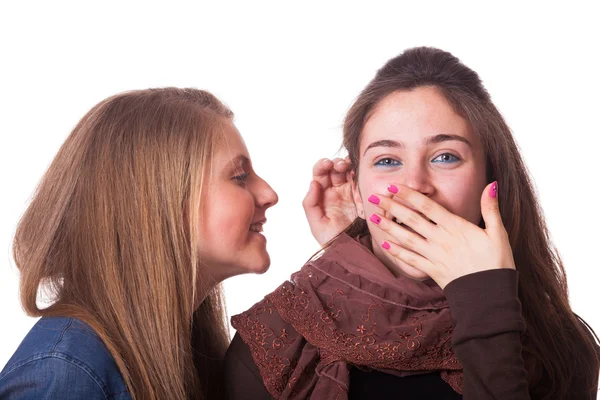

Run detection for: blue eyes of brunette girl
[[432, 153, 460, 163], [375, 158, 401, 167], [374, 153, 460, 167]]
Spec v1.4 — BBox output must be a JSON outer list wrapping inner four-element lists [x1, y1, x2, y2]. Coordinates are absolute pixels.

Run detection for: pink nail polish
[[387, 184, 398, 194], [368, 194, 380, 205], [489, 181, 498, 198], [370, 214, 381, 225], [382, 241, 391, 250]]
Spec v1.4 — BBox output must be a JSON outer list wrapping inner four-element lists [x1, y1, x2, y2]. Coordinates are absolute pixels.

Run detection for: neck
[[193, 272, 219, 311]]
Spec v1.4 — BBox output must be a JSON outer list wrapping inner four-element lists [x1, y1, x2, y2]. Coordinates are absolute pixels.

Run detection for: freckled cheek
[[358, 172, 392, 217], [436, 179, 483, 224]]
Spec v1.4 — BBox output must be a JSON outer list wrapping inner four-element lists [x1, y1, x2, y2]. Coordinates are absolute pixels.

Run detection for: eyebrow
[[363, 134, 472, 156], [230, 154, 250, 165], [427, 134, 472, 148], [224, 154, 251, 173]]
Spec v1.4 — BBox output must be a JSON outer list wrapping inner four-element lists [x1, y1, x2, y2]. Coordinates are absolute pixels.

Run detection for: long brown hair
[[13, 88, 232, 399], [341, 47, 599, 399]]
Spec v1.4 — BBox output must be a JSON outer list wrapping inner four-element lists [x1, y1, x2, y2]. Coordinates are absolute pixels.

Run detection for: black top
[[226, 330, 462, 399], [349, 367, 461, 400]]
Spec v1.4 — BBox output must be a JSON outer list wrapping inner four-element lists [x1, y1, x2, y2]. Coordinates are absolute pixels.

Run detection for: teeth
[[250, 223, 263, 232]]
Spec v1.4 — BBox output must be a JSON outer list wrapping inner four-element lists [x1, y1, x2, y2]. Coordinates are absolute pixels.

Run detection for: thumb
[[302, 180, 325, 223], [480, 181, 503, 234]]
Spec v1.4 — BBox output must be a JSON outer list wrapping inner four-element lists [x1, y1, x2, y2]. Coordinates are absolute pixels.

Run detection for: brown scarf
[[231, 233, 463, 399]]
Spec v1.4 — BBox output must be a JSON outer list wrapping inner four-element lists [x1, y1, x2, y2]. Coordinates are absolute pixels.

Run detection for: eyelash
[[374, 158, 402, 167], [432, 153, 461, 163], [374, 153, 462, 167], [232, 172, 250, 185]]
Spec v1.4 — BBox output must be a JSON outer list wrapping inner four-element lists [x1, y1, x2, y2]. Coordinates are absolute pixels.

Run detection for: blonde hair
[[13, 87, 232, 399]]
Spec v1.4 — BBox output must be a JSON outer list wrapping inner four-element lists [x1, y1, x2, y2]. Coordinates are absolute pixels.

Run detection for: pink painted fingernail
[[368, 194, 380, 205], [387, 184, 398, 194], [489, 181, 498, 198], [370, 214, 381, 225], [382, 241, 391, 250]]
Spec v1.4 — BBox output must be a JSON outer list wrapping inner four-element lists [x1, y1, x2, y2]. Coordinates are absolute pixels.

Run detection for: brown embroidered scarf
[[231, 234, 463, 399]]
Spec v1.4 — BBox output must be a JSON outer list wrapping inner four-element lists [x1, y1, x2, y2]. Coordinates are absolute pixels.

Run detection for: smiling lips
[[250, 222, 264, 233]]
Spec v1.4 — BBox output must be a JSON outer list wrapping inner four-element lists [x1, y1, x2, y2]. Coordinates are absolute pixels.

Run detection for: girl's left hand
[[368, 182, 515, 289], [303, 157, 355, 246]]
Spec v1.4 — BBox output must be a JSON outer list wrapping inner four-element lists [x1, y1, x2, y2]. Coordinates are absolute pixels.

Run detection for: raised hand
[[302, 158, 356, 246], [368, 182, 515, 289]]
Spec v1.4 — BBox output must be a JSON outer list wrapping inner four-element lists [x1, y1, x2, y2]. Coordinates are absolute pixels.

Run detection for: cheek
[[199, 188, 254, 243], [436, 172, 486, 224], [219, 194, 254, 238], [358, 172, 393, 217]]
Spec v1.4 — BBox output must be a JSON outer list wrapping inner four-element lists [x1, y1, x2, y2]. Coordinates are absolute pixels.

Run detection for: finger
[[380, 239, 435, 276], [333, 158, 351, 173], [331, 158, 351, 187], [367, 194, 438, 240], [386, 184, 453, 229], [480, 181, 505, 236], [312, 158, 333, 189], [302, 180, 325, 222], [368, 211, 431, 257]]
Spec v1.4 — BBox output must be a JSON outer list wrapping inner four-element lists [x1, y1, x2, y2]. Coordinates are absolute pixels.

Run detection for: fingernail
[[387, 184, 398, 194], [382, 241, 391, 250], [368, 194, 380, 205], [489, 181, 498, 198], [370, 214, 381, 225]]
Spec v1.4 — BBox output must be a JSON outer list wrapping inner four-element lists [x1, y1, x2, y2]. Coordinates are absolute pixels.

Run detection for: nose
[[399, 163, 434, 196], [255, 176, 279, 209]]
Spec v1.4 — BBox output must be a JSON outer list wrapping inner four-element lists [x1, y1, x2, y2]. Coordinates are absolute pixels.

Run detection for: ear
[[351, 170, 365, 220]]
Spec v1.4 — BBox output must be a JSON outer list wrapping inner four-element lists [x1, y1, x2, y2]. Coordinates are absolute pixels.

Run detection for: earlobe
[[351, 177, 366, 220]]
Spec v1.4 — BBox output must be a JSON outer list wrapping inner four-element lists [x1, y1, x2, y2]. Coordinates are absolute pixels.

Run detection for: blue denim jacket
[[0, 317, 131, 399]]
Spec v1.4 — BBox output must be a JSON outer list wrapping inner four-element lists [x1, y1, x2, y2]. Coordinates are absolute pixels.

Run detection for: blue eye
[[432, 153, 460, 163], [374, 158, 402, 167], [232, 172, 250, 185]]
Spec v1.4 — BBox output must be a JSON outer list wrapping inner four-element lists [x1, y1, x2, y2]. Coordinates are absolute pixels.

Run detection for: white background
[[1, 1, 598, 369]]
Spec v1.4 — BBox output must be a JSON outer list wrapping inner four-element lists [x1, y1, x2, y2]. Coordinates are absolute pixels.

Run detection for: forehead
[[361, 87, 476, 150], [213, 121, 249, 162]]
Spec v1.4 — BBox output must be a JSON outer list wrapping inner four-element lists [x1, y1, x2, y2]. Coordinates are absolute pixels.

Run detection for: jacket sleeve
[[444, 269, 530, 400], [224, 332, 274, 400], [0, 356, 110, 400]]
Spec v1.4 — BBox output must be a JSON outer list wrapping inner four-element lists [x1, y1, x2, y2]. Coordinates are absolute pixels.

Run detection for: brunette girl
[[225, 47, 600, 399]]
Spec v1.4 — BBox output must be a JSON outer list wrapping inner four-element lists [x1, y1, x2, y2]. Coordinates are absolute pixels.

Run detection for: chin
[[252, 259, 271, 274], [246, 253, 271, 274], [395, 260, 430, 281]]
